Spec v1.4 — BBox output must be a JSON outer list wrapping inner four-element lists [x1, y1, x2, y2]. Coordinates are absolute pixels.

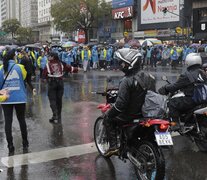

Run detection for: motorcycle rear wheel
[[94, 117, 110, 157], [132, 141, 165, 180]]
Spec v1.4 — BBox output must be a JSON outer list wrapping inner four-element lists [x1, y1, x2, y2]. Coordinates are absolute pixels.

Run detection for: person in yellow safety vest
[[99, 47, 107, 70], [176, 46, 183, 65], [81, 46, 91, 72], [37, 51, 48, 78]]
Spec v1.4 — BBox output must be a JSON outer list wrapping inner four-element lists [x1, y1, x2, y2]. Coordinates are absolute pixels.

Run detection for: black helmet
[[115, 48, 142, 74]]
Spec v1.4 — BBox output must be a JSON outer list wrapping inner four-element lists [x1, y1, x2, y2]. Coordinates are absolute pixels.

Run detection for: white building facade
[[21, 0, 38, 27], [37, 0, 62, 43], [0, 0, 19, 27]]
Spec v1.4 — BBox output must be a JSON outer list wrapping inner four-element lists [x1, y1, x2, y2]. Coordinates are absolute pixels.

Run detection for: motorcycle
[[162, 75, 207, 151], [93, 87, 174, 180]]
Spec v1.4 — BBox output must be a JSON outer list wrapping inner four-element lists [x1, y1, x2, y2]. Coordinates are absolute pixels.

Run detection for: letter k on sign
[[143, 0, 156, 14]]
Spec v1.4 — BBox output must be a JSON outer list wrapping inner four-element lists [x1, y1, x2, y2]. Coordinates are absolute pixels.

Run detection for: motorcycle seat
[[194, 106, 207, 115]]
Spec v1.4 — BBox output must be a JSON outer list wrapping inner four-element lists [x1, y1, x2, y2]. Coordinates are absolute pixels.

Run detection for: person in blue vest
[[106, 46, 113, 70], [37, 51, 48, 78], [170, 46, 179, 69], [0, 49, 29, 155], [67, 48, 73, 66], [72, 46, 78, 67], [61, 49, 68, 64], [91, 45, 98, 69]]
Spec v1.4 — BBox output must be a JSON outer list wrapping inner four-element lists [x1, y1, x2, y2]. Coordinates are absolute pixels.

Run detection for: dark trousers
[[150, 57, 157, 67], [168, 96, 196, 121], [2, 103, 28, 147], [26, 73, 34, 90], [48, 79, 64, 118]]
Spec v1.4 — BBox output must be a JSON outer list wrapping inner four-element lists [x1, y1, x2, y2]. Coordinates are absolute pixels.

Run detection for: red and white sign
[[112, 6, 133, 19], [78, 30, 85, 43]]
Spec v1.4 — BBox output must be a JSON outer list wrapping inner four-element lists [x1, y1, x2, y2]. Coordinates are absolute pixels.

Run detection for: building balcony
[[36, 21, 51, 27]]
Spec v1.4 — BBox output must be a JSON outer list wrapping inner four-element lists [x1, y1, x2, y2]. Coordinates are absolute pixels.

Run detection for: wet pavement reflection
[[0, 67, 207, 180]]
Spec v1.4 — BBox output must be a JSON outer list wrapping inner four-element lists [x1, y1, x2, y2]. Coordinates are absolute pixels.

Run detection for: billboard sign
[[112, 0, 134, 9], [141, 0, 180, 24], [112, 6, 133, 19], [78, 30, 85, 43]]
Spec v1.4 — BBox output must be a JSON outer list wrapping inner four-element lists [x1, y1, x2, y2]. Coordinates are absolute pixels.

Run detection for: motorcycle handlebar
[[91, 91, 106, 96]]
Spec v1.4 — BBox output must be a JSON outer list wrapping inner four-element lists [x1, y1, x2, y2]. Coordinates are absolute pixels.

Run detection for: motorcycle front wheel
[[94, 116, 110, 157], [132, 141, 165, 180]]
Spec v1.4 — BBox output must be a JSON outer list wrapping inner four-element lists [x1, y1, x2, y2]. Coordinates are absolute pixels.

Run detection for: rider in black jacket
[[104, 48, 155, 156], [159, 53, 207, 129]]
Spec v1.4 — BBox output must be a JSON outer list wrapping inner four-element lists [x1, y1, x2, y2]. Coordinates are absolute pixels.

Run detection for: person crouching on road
[[42, 52, 78, 124], [0, 49, 29, 155]]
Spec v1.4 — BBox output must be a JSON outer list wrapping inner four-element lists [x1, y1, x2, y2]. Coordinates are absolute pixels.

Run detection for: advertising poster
[[141, 0, 180, 24], [112, 0, 134, 9], [112, 6, 133, 19]]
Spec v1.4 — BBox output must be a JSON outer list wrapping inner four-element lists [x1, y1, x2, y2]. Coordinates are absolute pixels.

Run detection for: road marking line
[[1, 133, 180, 168], [1, 142, 97, 168]]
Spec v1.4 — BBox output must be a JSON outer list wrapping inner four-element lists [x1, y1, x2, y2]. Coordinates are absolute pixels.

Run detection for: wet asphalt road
[[0, 65, 207, 180]]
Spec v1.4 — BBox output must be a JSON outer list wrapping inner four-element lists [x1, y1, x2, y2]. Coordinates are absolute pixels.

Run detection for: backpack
[[186, 70, 207, 104], [134, 71, 167, 118]]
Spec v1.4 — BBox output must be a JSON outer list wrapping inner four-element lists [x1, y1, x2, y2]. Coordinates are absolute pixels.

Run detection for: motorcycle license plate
[[155, 132, 173, 146]]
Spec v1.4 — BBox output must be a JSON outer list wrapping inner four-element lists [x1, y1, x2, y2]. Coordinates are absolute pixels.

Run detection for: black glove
[[103, 106, 120, 125], [103, 111, 110, 126], [158, 86, 168, 95]]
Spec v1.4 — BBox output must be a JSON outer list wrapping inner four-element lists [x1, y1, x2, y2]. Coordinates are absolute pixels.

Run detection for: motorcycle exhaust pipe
[[127, 152, 142, 169]]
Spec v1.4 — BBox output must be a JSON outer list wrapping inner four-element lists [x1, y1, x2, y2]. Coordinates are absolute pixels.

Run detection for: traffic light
[[162, 7, 167, 14]]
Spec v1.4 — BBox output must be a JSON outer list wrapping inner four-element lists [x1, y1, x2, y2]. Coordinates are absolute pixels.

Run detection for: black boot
[[23, 140, 29, 153], [57, 114, 62, 122], [49, 113, 59, 124], [104, 125, 118, 156], [8, 144, 15, 155]]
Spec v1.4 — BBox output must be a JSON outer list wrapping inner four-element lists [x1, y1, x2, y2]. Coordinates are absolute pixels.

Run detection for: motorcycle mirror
[[162, 76, 168, 81]]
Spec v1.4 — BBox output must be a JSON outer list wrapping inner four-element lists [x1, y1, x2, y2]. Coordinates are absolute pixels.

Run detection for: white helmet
[[114, 48, 142, 74], [185, 53, 202, 67]]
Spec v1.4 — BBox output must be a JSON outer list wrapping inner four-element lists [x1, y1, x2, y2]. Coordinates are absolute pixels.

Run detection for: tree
[[51, 0, 111, 43], [16, 27, 32, 44], [2, 19, 21, 38]]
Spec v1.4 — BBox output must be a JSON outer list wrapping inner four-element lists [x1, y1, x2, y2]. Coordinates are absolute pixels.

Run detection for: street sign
[[176, 27, 182, 34], [124, 31, 128, 37], [201, 23, 206, 31]]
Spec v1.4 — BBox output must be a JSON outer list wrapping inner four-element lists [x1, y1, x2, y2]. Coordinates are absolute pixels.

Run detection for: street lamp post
[[163, 7, 190, 44]]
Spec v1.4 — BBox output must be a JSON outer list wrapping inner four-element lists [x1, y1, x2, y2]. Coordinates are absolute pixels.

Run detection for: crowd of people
[[19, 43, 207, 75], [0, 42, 205, 78]]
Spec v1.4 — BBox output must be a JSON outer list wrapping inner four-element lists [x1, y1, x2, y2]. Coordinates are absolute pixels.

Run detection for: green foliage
[[2, 19, 21, 38], [16, 27, 32, 44], [51, 0, 111, 42]]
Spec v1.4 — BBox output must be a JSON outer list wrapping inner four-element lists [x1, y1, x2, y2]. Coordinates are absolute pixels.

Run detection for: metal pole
[[163, 8, 190, 44]]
